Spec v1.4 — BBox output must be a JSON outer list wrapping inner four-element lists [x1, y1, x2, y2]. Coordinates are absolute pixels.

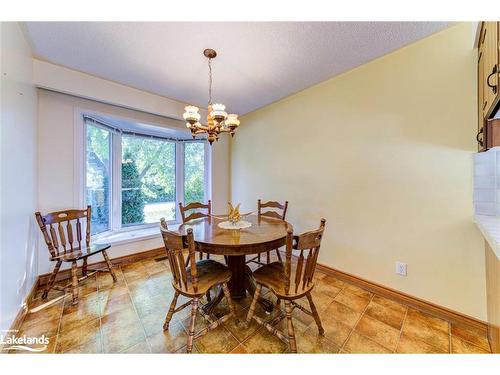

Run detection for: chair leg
[[206, 290, 212, 303], [71, 261, 79, 305], [246, 284, 262, 324], [185, 255, 191, 268], [163, 291, 179, 331], [275, 249, 283, 263], [82, 258, 88, 276], [306, 292, 325, 335], [266, 251, 271, 264], [284, 300, 297, 353], [102, 250, 117, 282], [42, 260, 62, 299], [187, 298, 199, 354], [221, 282, 236, 318], [257, 253, 261, 263]]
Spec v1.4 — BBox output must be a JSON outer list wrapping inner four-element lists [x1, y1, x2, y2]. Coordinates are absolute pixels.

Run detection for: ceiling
[[25, 22, 451, 115]]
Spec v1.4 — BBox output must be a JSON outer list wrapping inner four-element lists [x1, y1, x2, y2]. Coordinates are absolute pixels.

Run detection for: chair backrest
[[35, 206, 92, 258], [258, 199, 288, 220], [179, 200, 212, 223], [160, 218, 198, 293], [284, 219, 326, 295]]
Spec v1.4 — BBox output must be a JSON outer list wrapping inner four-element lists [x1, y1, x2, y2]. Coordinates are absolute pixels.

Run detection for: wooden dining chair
[[246, 219, 326, 353], [160, 218, 235, 353], [247, 199, 289, 265], [179, 200, 212, 263], [35, 206, 117, 305]]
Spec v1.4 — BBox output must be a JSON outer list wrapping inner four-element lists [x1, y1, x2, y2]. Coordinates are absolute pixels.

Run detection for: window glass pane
[[122, 135, 176, 226], [86, 123, 111, 235], [184, 142, 205, 205]]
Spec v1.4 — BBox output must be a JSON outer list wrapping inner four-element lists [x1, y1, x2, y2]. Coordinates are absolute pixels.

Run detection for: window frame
[[74, 109, 211, 239]]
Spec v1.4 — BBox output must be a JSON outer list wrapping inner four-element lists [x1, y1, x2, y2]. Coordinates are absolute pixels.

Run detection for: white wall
[[0, 22, 38, 332], [37, 89, 230, 275], [231, 23, 487, 320]]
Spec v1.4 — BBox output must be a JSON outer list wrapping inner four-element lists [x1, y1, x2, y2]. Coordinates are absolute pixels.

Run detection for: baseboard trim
[[2, 277, 40, 351], [316, 263, 488, 334], [38, 247, 165, 286]]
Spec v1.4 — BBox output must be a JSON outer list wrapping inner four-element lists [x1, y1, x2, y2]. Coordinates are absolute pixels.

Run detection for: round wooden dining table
[[178, 214, 290, 313]]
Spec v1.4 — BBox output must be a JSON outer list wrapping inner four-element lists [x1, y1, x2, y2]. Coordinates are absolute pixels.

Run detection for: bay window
[[82, 115, 209, 237]]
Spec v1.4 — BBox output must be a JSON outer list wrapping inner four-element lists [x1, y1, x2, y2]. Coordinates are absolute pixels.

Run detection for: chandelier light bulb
[[210, 103, 228, 122], [225, 114, 240, 127], [183, 105, 201, 124]]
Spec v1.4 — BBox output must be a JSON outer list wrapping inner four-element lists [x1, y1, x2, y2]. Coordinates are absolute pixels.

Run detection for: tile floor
[[13, 253, 492, 354]]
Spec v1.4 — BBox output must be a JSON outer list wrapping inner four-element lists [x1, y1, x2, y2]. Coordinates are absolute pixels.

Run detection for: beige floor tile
[[343, 332, 392, 354], [18, 316, 60, 338], [406, 308, 449, 333], [343, 284, 373, 299], [242, 328, 288, 353], [101, 306, 141, 330], [230, 344, 249, 353], [55, 318, 100, 353], [59, 310, 99, 334], [364, 300, 406, 330], [62, 337, 102, 353], [317, 314, 352, 347], [324, 301, 361, 328], [334, 289, 371, 312], [450, 324, 491, 352], [321, 275, 346, 290], [295, 330, 339, 353], [451, 336, 490, 354], [23, 303, 63, 329], [313, 279, 342, 298], [101, 319, 146, 353], [193, 326, 239, 354], [119, 340, 151, 353], [141, 310, 170, 338], [355, 315, 400, 351], [98, 291, 134, 316], [148, 322, 189, 353], [396, 333, 446, 353], [402, 310, 450, 352], [306, 290, 335, 312], [224, 307, 262, 342], [371, 295, 407, 312]]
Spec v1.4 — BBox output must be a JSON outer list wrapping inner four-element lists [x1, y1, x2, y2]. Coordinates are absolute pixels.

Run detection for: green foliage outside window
[[121, 151, 145, 225]]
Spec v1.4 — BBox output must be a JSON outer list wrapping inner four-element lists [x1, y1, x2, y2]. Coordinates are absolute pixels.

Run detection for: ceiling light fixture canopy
[[183, 49, 240, 144]]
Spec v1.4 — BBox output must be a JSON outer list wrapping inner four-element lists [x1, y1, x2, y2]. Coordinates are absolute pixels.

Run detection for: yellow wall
[[231, 23, 487, 320]]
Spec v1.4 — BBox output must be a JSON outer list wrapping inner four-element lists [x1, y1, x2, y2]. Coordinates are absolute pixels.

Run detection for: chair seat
[[50, 243, 111, 262], [253, 261, 314, 298], [172, 259, 231, 296]]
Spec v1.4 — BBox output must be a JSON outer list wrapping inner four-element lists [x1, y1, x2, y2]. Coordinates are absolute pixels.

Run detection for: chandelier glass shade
[[183, 49, 240, 144]]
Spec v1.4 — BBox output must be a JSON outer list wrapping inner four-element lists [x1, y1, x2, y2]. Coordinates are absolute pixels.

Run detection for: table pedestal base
[[202, 255, 274, 314]]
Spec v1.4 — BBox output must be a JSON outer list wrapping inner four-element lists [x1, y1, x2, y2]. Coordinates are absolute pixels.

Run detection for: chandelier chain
[[208, 58, 213, 105]]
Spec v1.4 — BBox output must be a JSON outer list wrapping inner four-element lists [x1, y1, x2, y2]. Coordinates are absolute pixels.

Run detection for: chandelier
[[183, 49, 240, 145]]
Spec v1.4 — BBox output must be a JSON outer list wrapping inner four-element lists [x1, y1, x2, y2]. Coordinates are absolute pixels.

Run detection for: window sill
[[93, 223, 180, 247]]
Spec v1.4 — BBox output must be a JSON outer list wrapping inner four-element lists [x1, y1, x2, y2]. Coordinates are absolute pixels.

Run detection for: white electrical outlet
[[396, 261, 407, 276]]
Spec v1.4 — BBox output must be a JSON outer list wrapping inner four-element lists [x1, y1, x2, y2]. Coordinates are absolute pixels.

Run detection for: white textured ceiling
[[25, 22, 451, 115]]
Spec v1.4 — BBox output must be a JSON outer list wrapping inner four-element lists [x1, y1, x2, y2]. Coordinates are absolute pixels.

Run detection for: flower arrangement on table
[[211, 203, 254, 230]]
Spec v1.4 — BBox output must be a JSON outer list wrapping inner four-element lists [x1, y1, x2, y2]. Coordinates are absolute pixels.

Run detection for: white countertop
[[474, 215, 500, 259]]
